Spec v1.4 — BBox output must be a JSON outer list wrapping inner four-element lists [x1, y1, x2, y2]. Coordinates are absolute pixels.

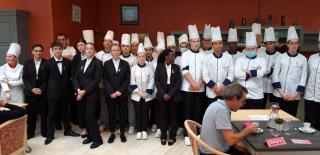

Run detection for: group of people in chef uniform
[[1, 22, 320, 149]]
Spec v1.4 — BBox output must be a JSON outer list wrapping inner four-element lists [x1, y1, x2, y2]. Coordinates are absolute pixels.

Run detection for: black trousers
[[133, 98, 150, 132], [242, 99, 264, 109], [77, 99, 86, 129], [183, 91, 205, 136], [107, 97, 127, 133], [46, 97, 71, 138], [149, 99, 160, 128], [274, 97, 299, 116], [81, 97, 102, 143], [263, 93, 276, 108], [0, 103, 26, 124], [159, 98, 178, 139], [26, 94, 47, 137], [304, 100, 320, 130], [177, 92, 184, 128]]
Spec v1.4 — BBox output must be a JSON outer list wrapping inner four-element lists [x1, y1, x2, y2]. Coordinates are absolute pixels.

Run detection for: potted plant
[[275, 118, 284, 131]]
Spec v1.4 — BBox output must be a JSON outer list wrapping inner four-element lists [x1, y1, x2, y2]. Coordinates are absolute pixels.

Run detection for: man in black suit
[[104, 44, 130, 143], [22, 44, 48, 139], [155, 49, 182, 146], [44, 42, 79, 145]]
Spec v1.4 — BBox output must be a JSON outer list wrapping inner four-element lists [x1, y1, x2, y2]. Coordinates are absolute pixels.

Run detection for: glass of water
[[270, 124, 282, 137], [283, 118, 291, 135]]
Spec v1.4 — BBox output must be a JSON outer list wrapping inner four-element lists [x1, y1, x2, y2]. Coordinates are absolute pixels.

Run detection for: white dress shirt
[[34, 59, 42, 79], [112, 59, 120, 72], [84, 58, 93, 73], [166, 64, 172, 84], [54, 56, 63, 74]]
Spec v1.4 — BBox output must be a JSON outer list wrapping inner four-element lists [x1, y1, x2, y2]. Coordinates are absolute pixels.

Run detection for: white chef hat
[[82, 30, 94, 44], [203, 24, 211, 40], [131, 33, 139, 44], [246, 32, 257, 47], [252, 23, 262, 35], [121, 33, 131, 46], [227, 28, 238, 42], [156, 37, 165, 51], [137, 43, 145, 54], [211, 26, 222, 42], [157, 32, 165, 43], [179, 33, 188, 45], [144, 36, 153, 49], [287, 26, 299, 42], [7, 43, 21, 57], [104, 30, 114, 41], [264, 27, 276, 42], [166, 35, 176, 47], [188, 24, 200, 40]]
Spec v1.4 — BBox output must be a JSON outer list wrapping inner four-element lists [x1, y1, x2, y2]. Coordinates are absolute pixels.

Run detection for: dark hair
[[77, 38, 87, 44], [222, 83, 248, 100], [56, 33, 67, 39], [51, 41, 63, 48], [31, 44, 44, 50], [157, 49, 174, 64]]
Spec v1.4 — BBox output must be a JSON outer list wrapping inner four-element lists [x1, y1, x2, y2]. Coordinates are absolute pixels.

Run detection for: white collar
[[54, 56, 63, 62]]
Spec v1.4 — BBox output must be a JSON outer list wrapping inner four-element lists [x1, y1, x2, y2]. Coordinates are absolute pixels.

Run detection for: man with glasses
[[200, 83, 256, 155], [23, 44, 48, 139]]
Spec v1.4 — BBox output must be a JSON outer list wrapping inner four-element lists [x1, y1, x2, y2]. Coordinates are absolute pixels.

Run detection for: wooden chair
[[184, 120, 230, 155], [0, 115, 27, 155]]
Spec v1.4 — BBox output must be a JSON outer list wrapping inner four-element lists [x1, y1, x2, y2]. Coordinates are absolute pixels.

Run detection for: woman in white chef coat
[[272, 26, 307, 117], [304, 33, 320, 130], [0, 43, 24, 103], [130, 43, 155, 140]]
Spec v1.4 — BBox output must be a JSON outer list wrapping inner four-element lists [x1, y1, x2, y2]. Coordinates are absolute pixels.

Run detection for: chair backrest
[[0, 115, 27, 155], [184, 120, 230, 155]]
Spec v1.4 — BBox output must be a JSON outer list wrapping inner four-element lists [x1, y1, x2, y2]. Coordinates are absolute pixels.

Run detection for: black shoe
[[44, 137, 54, 145], [168, 139, 176, 146], [81, 134, 88, 138], [83, 138, 93, 144], [64, 130, 80, 137], [120, 133, 127, 143], [90, 141, 103, 149], [161, 139, 167, 145], [108, 133, 116, 143]]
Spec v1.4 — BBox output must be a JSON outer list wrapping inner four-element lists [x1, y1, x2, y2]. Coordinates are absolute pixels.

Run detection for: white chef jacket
[[272, 52, 307, 100], [304, 53, 320, 102], [259, 50, 281, 93], [120, 53, 137, 68], [203, 52, 234, 98], [96, 50, 112, 64], [224, 50, 244, 65], [0, 63, 24, 103], [181, 49, 206, 92], [200, 48, 212, 55], [130, 63, 155, 102], [235, 56, 267, 99]]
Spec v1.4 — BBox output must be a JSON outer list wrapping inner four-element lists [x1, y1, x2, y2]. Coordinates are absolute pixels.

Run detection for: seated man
[[0, 100, 26, 124], [200, 83, 257, 155]]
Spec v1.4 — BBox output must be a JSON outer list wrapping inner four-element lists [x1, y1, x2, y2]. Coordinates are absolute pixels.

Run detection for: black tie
[[56, 61, 62, 63]]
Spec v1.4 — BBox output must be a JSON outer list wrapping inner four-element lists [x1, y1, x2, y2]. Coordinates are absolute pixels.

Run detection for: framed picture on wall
[[72, 5, 81, 23], [121, 4, 139, 25]]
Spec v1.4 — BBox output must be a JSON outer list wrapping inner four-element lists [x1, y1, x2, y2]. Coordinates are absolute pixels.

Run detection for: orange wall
[[99, 0, 320, 44], [51, 0, 101, 50], [0, 0, 53, 58]]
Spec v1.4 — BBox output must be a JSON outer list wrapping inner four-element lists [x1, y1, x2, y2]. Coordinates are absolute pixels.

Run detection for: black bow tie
[[56, 61, 62, 63]]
